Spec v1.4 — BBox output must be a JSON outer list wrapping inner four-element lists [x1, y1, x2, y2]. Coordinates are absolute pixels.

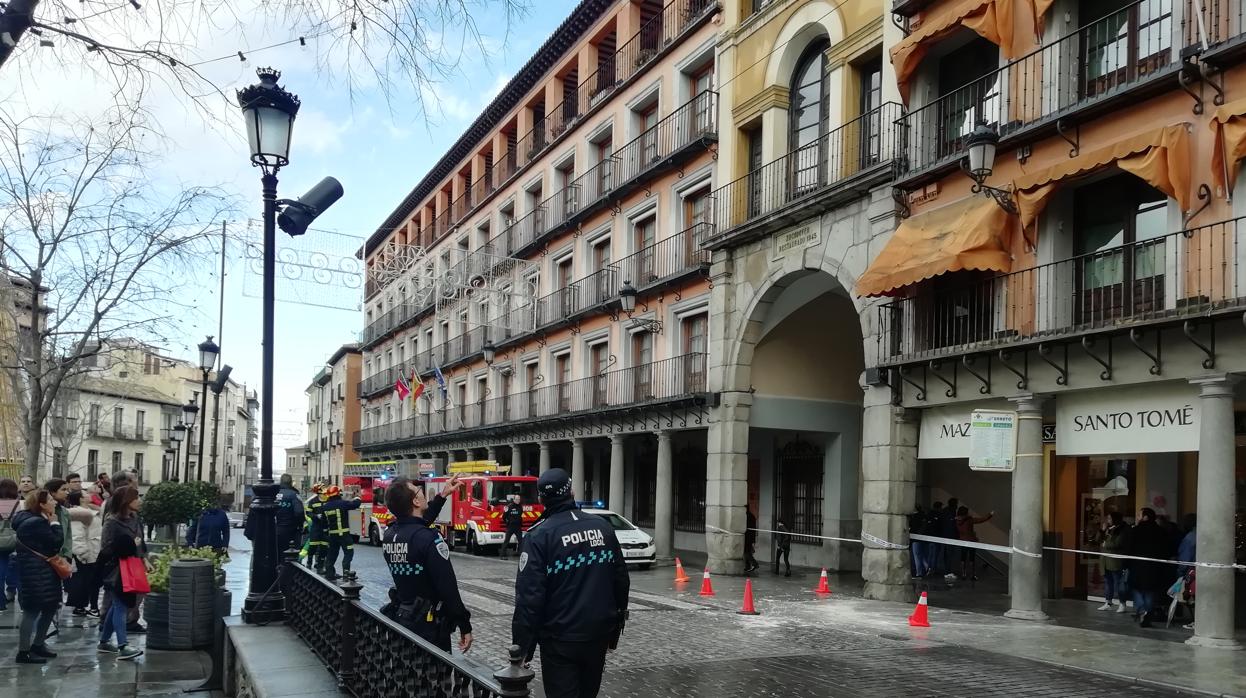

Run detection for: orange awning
[[1013, 124, 1192, 232], [890, 0, 1023, 104], [1211, 97, 1246, 197], [855, 196, 1016, 298]]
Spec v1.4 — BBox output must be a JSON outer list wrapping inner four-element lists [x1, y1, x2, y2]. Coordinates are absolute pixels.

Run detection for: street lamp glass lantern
[[171, 424, 187, 443], [483, 342, 497, 365], [183, 400, 199, 429], [198, 335, 220, 371], [237, 67, 301, 170], [619, 281, 638, 314], [965, 123, 999, 184]]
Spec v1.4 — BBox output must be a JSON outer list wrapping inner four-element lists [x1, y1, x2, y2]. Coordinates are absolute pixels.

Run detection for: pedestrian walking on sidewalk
[[67, 491, 102, 617], [0, 478, 21, 611], [743, 509, 759, 574], [98, 486, 146, 660], [501, 495, 524, 560], [1098, 511, 1129, 613], [954, 506, 993, 580], [908, 505, 928, 578], [774, 518, 792, 577], [1128, 508, 1169, 628], [186, 499, 230, 554], [513, 468, 629, 698], [13, 489, 64, 664], [379, 476, 472, 653]]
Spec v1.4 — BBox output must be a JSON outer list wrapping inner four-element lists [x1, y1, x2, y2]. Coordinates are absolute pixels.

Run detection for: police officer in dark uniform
[[380, 476, 472, 653], [512, 468, 629, 698], [500, 495, 523, 560], [275, 474, 305, 555]]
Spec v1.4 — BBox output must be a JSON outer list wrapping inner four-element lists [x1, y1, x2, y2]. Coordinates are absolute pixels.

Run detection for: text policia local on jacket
[[12, 508, 65, 612]]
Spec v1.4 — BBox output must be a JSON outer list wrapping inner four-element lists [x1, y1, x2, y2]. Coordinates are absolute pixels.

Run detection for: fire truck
[[425, 460, 542, 555], [341, 461, 410, 546]]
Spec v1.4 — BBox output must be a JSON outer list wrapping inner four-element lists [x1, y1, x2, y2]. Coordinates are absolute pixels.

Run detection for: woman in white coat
[[66, 490, 102, 617]]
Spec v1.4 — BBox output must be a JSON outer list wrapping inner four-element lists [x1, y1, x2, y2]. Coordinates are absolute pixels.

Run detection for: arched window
[[789, 40, 829, 192]]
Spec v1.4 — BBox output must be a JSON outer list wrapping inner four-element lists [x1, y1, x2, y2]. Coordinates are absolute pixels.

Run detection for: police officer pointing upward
[[512, 468, 629, 698], [381, 476, 472, 653]]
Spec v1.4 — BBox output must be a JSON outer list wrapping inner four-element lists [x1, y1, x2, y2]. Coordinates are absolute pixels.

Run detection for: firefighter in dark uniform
[[275, 473, 305, 555], [380, 476, 472, 653], [321, 485, 362, 580], [303, 484, 329, 571], [501, 494, 523, 560], [512, 468, 629, 698]]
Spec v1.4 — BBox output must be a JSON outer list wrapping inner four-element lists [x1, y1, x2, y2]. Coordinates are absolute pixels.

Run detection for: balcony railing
[[876, 216, 1246, 365], [283, 562, 534, 697], [88, 423, 154, 442], [899, 0, 1183, 177], [535, 266, 621, 327], [1196, 0, 1246, 50], [355, 353, 707, 448], [712, 102, 903, 237], [614, 221, 712, 290]]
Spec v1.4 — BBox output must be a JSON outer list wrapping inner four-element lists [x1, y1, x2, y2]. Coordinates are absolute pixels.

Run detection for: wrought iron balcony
[[876, 215, 1246, 367], [710, 102, 903, 243], [88, 423, 154, 442], [614, 221, 712, 292], [1196, 0, 1246, 60], [897, 0, 1187, 183], [355, 352, 708, 448]]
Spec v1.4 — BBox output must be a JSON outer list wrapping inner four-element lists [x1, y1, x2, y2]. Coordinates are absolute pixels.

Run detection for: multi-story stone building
[[355, 0, 720, 557], [307, 344, 362, 486], [851, 0, 1246, 646], [0, 275, 48, 475], [284, 445, 309, 491]]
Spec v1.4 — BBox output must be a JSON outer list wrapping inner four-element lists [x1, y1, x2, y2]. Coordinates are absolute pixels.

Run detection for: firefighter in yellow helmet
[[302, 483, 329, 571], [320, 485, 362, 580]]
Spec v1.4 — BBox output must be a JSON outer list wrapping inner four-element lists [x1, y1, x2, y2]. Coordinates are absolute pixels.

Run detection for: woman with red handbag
[[12, 489, 65, 664], [98, 486, 145, 661]]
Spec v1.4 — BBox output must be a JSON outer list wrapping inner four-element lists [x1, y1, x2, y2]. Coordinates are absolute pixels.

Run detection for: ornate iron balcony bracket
[[1128, 327, 1162, 376], [1081, 335, 1112, 381], [998, 348, 1028, 390], [1037, 342, 1068, 386]]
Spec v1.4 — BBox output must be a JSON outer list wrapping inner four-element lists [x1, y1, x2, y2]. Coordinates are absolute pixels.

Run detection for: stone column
[[609, 434, 626, 514], [486, 446, 496, 461], [860, 385, 918, 602], [1005, 394, 1049, 621], [571, 438, 585, 499], [511, 444, 524, 475], [705, 392, 750, 575], [655, 431, 674, 562], [538, 441, 551, 475], [1189, 376, 1241, 649]]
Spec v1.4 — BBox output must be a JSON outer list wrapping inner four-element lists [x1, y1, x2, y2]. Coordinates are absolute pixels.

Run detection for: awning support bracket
[[1037, 343, 1067, 386], [898, 365, 926, 402], [1128, 327, 1162, 376], [1184, 184, 1212, 226], [890, 12, 909, 36], [1056, 119, 1080, 158], [962, 354, 991, 395], [891, 186, 911, 218], [929, 360, 957, 398], [1201, 60, 1225, 107], [998, 348, 1028, 390], [1183, 319, 1216, 369], [1178, 62, 1205, 115], [1081, 336, 1112, 381]]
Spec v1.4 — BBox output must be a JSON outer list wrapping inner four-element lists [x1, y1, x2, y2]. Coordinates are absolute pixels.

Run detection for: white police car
[[580, 504, 656, 570]]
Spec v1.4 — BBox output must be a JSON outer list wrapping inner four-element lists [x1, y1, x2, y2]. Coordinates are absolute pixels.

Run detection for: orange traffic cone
[[698, 568, 715, 597], [674, 558, 690, 584], [737, 578, 760, 615], [814, 568, 832, 595], [908, 591, 931, 627]]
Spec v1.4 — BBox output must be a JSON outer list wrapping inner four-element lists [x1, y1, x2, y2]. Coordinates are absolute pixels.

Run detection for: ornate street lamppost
[[196, 335, 219, 482]]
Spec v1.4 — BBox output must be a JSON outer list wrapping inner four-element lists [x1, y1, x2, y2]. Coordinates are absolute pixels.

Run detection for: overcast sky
[[6, 0, 577, 465]]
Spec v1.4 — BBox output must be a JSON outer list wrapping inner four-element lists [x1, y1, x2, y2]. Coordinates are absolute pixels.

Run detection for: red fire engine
[[341, 461, 407, 545], [425, 461, 542, 554]]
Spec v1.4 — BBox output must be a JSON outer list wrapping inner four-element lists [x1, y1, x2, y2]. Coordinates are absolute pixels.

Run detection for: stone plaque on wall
[[772, 224, 819, 260]]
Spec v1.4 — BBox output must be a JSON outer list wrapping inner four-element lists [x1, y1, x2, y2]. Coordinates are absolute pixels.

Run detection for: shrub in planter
[[146, 545, 229, 651], [142, 482, 201, 530]]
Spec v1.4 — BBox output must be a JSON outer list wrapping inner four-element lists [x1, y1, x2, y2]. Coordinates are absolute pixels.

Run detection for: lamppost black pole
[[209, 365, 232, 488]]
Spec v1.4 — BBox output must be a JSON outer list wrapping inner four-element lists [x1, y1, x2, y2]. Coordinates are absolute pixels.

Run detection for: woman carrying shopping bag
[[98, 486, 147, 660]]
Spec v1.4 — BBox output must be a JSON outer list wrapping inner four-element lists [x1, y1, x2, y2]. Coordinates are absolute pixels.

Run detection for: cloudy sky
[[6, 0, 577, 465]]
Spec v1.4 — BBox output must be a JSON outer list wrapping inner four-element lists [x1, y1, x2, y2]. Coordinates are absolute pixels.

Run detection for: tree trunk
[[23, 386, 42, 479]]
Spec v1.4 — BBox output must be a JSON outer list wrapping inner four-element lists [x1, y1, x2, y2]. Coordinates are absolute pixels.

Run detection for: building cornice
[[733, 85, 790, 128]]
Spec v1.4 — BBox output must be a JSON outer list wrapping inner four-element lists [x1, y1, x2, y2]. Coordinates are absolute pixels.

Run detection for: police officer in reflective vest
[[512, 468, 629, 698], [381, 476, 473, 653], [303, 484, 329, 570], [321, 485, 362, 580], [275, 473, 305, 555]]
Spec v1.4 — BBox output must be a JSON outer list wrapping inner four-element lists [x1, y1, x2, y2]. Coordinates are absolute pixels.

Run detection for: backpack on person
[[0, 500, 18, 554]]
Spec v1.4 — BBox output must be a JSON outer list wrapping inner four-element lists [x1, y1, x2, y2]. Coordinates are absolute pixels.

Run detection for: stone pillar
[[860, 386, 918, 602], [486, 446, 496, 461], [609, 434, 626, 514], [571, 438, 585, 499], [1189, 376, 1242, 649], [705, 393, 750, 575], [655, 431, 674, 562], [511, 444, 524, 475], [538, 441, 551, 475], [1005, 394, 1049, 621]]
